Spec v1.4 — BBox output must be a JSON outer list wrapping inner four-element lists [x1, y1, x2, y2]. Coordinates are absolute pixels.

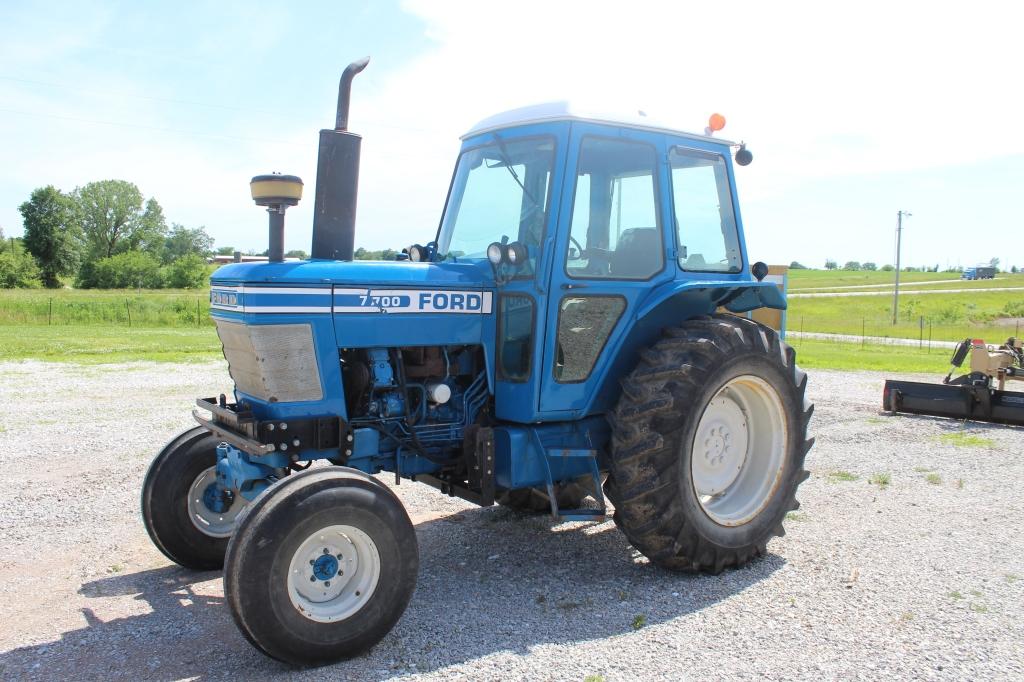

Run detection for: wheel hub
[[201, 482, 234, 514], [187, 466, 246, 538], [312, 552, 340, 581], [692, 396, 749, 496]]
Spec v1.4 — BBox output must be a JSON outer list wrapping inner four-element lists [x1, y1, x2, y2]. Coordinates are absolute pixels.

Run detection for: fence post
[[919, 316, 924, 348], [196, 297, 201, 327], [48, 298, 53, 326], [125, 298, 132, 328]]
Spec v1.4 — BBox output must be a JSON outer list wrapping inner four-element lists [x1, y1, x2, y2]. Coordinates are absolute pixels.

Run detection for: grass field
[[789, 337, 954, 373], [790, 274, 1024, 293], [787, 269, 965, 289], [0, 325, 220, 363], [787, 286, 1024, 342]]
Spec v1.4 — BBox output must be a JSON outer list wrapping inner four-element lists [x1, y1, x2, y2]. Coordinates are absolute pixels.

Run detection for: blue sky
[[2, 0, 1022, 270]]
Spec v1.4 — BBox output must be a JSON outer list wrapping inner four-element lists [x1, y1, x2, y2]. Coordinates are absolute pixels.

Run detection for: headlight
[[506, 242, 527, 267], [408, 244, 426, 262], [486, 242, 504, 266]]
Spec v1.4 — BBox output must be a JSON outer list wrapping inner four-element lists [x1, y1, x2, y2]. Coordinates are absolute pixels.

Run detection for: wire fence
[[786, 315, 1023, 351], [0, 295, 213, 327]]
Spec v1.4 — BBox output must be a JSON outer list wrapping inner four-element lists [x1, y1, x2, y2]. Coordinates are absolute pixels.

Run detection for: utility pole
[[892, 210, 911, 325]]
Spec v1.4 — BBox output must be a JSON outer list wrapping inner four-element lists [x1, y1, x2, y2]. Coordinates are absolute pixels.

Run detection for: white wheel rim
[[287, 525, 381, 623], [691, 375, 788, 527], [187, 466, 246, 538]]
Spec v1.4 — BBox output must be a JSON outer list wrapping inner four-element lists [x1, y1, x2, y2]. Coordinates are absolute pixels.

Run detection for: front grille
[[214, 319, 323, 403]]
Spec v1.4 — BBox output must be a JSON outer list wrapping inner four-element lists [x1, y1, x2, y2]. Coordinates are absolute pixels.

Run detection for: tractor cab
[[428, 103, 777, 422]]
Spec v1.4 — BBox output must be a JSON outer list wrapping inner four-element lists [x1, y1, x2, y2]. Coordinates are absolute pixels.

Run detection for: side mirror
[[751, 261, 769, 281], [735, 145, 753, 166]]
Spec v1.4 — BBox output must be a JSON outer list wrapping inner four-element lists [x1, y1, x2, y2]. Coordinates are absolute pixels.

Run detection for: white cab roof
[[462, 101, 737, 146]]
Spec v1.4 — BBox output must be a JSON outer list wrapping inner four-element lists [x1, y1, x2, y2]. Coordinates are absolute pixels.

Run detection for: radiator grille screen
[[214, 320, 323, 403]]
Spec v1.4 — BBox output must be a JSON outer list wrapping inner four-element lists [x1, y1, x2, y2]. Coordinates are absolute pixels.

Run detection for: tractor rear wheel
[[141, 427, 247, 570], [496, 480, 588, 514], [608, 315, 813, 573], [224, 467, 418, 666]]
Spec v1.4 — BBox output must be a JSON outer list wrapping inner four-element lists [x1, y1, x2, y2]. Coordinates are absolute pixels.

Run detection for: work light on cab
[[407, 243, 427, 262], [486, 241, 504, 266]]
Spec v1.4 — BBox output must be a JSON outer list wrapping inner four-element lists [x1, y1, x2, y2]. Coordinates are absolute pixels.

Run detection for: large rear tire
[[608, 315, 813, 573], [141, 427, 247, 570], [224, 468, 418, 666]]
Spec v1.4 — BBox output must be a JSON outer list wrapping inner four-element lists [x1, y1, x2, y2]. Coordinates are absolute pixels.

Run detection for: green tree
[[162, 224, 214, 264], [285, 249, 308, 260], [862, 262, 877, 271], [75, 180, 167, 260], [0, 239, 43, 288], [788, 261, 807, 269], [880, 264, 894, 271], [165, 254, 209, 288], [824, 259, 837, 270], [19, 185, 82, 288], [843, 261, 861, 271], [216, 245, 236, 256]]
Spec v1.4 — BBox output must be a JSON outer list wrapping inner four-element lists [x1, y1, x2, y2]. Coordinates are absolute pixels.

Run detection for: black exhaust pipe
[[310, 57, 370, 261]]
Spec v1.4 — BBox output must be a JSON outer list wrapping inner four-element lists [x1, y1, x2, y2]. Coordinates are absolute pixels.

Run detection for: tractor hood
[[211, 259, 492, 288]]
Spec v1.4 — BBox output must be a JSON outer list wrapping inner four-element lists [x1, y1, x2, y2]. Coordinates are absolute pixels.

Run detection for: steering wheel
[[568, 235, 584, 259]]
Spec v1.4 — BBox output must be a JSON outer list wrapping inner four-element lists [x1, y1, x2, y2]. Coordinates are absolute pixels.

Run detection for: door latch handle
[[561, 283, 587, 290]]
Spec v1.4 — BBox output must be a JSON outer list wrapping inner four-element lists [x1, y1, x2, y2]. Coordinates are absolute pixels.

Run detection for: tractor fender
[[635, 279, 785, 321]]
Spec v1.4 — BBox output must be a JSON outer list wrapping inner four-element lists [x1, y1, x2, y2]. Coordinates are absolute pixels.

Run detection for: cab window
[[565, 137, 663, 280], [670, 147, 742, 273]]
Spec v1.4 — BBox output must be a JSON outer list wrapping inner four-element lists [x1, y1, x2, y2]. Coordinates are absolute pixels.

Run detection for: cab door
[[538, 123, 674, 417]]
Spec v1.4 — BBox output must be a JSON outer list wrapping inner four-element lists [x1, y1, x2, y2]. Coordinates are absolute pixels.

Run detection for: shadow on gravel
[[1, 505, 783, 680]]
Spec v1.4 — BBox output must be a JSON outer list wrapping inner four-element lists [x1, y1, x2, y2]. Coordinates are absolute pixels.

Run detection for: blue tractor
[[142, 59, 813, 666]]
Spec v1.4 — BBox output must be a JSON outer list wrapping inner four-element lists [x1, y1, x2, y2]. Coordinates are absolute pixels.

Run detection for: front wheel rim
[[287, 525, 381, 623], [691, 375, 788, 527]]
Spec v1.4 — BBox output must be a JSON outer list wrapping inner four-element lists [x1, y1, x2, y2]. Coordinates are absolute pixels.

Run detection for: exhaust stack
[[310, 57, 370, 261]]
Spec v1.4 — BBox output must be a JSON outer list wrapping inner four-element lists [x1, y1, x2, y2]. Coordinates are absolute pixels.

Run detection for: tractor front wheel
[[224, 468, 418, 666], [141, 427, 247, 570], [608, 315, 813, 573]]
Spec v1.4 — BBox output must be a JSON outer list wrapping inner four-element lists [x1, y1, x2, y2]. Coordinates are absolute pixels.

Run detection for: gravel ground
[[0, 360, 1022, 681]]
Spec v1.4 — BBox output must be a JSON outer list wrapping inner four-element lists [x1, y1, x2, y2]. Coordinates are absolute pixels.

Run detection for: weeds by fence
[[0, 294, 212, 327]]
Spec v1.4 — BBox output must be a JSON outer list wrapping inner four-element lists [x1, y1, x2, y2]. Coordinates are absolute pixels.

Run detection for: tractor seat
[[610, 228, 661, 278]]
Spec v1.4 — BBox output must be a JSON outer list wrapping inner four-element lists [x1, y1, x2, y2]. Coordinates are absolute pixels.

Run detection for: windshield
[[436, 136, 555, 276]]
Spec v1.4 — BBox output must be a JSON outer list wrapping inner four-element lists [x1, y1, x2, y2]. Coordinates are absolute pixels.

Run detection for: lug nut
[[292, 439, 300, 447], [309, 576, 316, 582], [280, 423, 288, 430], [267, 423, 275, 431]]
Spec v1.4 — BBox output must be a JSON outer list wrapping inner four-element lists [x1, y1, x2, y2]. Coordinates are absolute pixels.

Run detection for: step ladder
[[534, 435, 607, 522]]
